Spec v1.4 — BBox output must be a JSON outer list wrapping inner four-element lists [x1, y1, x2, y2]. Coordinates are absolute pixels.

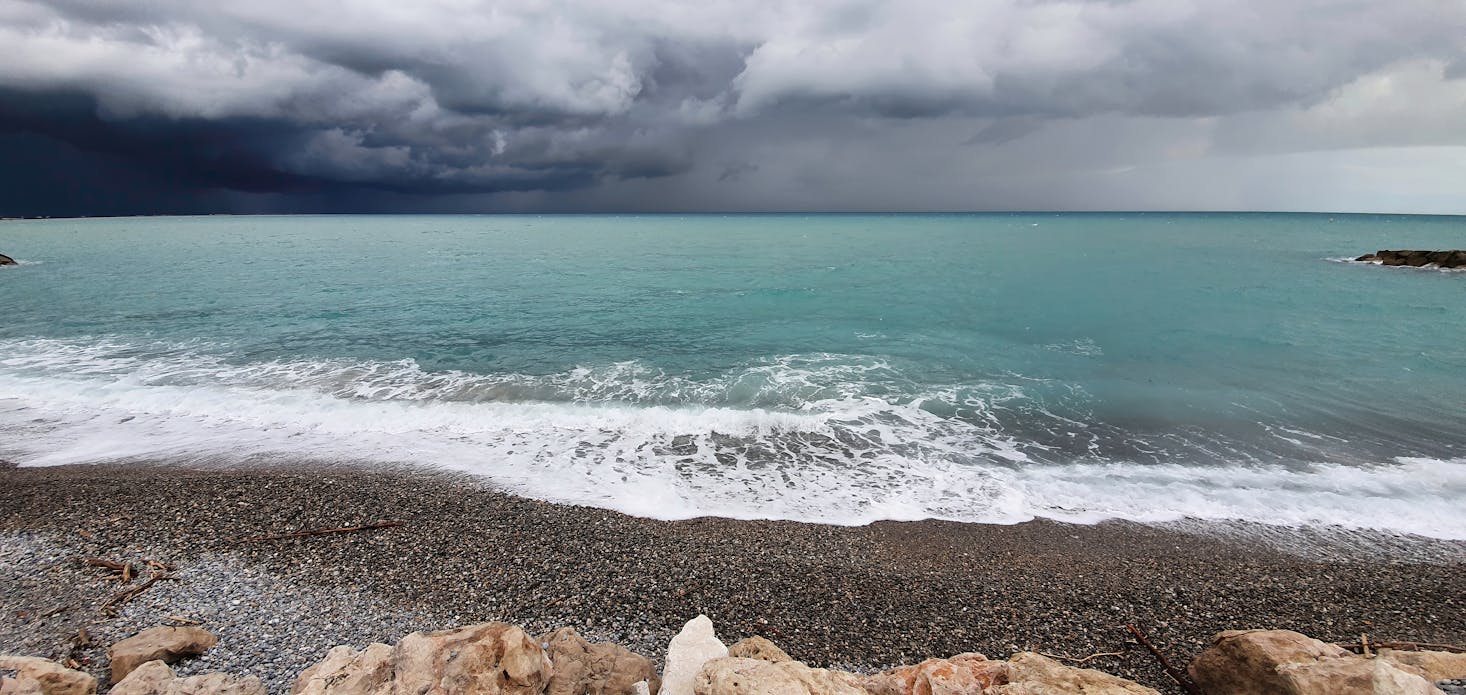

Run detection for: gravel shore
[[2, 462, 1463, 694]]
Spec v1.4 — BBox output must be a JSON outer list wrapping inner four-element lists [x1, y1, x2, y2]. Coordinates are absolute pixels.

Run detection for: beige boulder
[[0, 656, 97, 695], [109, 627, 219, 682], [992, 652, 1159, 695], [291, 623, 550, 695], [109, 660, 265, 695], [864, 653, 1008, 695], [1188, 630, 1441, 695], [663, 616, 728, 695], [693, 657, 867, 695], [1378, 648, 1466, 682], [291, 644, 393, 695], [539, 627, 660, 695], [727, 637, 793, 664], [1277, 657, 1439, 695]]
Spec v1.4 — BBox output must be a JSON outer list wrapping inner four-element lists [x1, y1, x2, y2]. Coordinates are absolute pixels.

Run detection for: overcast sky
[[2, 0, 1464, 215]]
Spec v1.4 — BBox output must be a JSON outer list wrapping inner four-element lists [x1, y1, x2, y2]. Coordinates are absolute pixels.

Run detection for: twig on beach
[[82, 558, 136, 581], [1039, 650, 1126, 665], [164, 615, 201, 626], [101, 569, 175, 613], [1336, 639, 1466, 654], [236, 521, 403, 543], [1124, 623, 1201, 695]]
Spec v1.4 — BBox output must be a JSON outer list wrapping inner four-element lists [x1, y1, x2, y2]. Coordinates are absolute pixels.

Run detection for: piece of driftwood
[[1125, 624, 1201, 695], [83, 558, 136, 582], [101, 570, 174, 612], [1039, 650, 1126, 665], [237, 521, 402, 543]]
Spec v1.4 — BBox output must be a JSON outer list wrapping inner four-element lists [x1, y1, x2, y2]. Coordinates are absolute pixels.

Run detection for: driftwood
[[1039, 650, 1126, 665], [1336, 639, 1466, 654], [237, 521, 402, 543], [101, 569, 174, 612], [1125, 624, 1201, 695]]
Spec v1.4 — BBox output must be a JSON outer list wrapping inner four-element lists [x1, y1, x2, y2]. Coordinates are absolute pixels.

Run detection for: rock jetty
[[1354, 250, 1466, 268], [5, 619, 1466, 695]]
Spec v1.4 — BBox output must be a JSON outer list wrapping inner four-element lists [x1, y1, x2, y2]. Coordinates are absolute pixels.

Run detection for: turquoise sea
[[2, 213, 1464, 537]]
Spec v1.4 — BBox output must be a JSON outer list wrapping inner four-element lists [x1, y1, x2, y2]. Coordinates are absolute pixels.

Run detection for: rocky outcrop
[[0, 253, 15, 266], [0, 655, 97, 695], [693, 657, 867, 695], [109, 660, 265, 695], [539, 627, 660, 695], [1378, 647, 1466, 682], [864, 653, 1009, 695], [1354, 250, 1466, 269], [662, 616, 728, 695], [995, 652, 1160, 694], [726, 637, 793, 664], [109, 628, 220, 683], [1187, 629, 1441, 695], [293, 622, 552, 695]]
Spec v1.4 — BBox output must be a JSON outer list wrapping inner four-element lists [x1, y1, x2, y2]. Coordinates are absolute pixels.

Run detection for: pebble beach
[[2, 462, 1464, 694]]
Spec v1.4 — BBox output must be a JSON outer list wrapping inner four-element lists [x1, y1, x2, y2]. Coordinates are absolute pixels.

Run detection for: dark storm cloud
[[1, 0, 1464, 215]]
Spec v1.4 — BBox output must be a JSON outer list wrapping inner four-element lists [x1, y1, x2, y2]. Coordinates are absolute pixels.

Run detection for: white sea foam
[[2, 337, 1464, 539]]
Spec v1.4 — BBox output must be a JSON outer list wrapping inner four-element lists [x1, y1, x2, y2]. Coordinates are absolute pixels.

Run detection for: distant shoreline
[[2, 462, 1463, 693]]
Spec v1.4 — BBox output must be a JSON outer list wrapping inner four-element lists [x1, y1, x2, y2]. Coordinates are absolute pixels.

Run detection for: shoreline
[[3, 462, 1464, 694]]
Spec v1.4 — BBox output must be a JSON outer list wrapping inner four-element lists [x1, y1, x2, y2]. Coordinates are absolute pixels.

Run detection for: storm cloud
[[2, 0, 1464, 214]]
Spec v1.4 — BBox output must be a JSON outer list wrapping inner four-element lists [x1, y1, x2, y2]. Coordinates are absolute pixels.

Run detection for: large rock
[[1378, 648, 1466, 682], [109, 627, 219, 682], [109, 660, 265, 695], [1277, 657, 1438, 694], [993, 652, 1159, 694], [1188, 630, 1439, 695], [0, 656, 97, 695], [291, 623, 551, 695], [726, 637, 792, 664], [662, 616, 728, 695], [291, 644, 393, 695], [1356, 249, 1466, 269], [693, 657, 867, 695], [864, 653, 1008, 695], [539, 627, 660, 695]]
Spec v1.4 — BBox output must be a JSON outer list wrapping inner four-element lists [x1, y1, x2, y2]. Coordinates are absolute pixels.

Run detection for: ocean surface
[[2, 213, 1464, 538]]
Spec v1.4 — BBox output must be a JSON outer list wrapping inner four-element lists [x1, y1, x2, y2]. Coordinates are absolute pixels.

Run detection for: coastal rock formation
[[293, 623, 552, 695], [995, 652, 1160, 695], [863, 653, 1009, 695], [726, 637, 793, 664], [693, 657, 867, 695], [1187, 630, 1440, 695], [110, 660, 265, 695], [1354, 250, 1466, 269], [109, 628, 219, 682], [1376, 648, 1466, 683], [662, 616, 728, 695], [0, 253, 15, 266], [0, 655, 97, 695], [539, 627, 661, 695]]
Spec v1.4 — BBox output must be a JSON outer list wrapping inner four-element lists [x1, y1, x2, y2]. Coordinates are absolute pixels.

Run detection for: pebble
[[1, 463, 1464, 695]]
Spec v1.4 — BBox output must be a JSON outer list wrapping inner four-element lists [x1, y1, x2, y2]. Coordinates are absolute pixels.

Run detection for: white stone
[[662, 616, 728, 695]]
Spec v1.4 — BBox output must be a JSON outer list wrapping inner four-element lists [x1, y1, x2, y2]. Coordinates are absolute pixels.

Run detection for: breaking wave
[[2, 336, 1464, 539]]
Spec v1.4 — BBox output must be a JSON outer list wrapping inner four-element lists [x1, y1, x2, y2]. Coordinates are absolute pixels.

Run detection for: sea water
[[1, 213, 1463, 537]]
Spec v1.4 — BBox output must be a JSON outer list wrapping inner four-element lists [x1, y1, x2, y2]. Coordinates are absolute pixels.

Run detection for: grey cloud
[[1, 0, 1464, 215]]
